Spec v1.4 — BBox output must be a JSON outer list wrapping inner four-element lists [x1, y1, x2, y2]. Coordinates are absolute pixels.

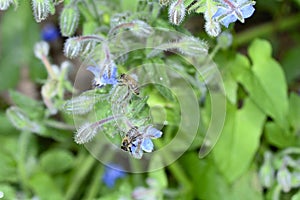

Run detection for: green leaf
[[288, 93, 300, 131], [231, 167, 263, 200], [9, 90, 44, 119], [292, 190, 300, 200], [0, 184, 16, 200], [238, 39, 289, 130], [120, 0, 139, 12], [40, 149, 74, 174], [212, 98, 266, 183], [0, 150, 17, 183], [29, 171, 64, 200], [180, 152, 231, 200], [282, 45, 300, 83], [265, 122, 296, 148]]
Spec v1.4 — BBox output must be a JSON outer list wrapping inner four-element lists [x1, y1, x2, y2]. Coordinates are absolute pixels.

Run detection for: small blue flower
[[102, 164, 126, 188], [213, 0, 256, 28], [130, 126, 163, 158], [41, 24, 60, 42], [87, 62, 118, 88]]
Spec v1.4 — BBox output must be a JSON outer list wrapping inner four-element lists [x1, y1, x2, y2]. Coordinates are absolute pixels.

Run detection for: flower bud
[[64, 90, 108, 115], [129, 20, 153, 38], [6, 106, 42, 133], [64, 37, 82, 58], [75, 122, 99, 144], [168, 0, 185, 25], [205, 21, 221, 37], [59, 6, 79, 37], [32, 0, 50, 23], [0, 0, 13, 10], [259, 151, 275, 188], [277, 166, 292, 193], [291, 172, 300, 188], [34, 41, 50, 59], [217, 31, 233, 49], [176, 36, 208, 57]]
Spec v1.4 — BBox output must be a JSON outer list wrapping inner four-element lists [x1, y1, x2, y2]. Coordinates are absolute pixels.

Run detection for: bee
[[121, 126, 143, 154], [118, 73, 140, 96]]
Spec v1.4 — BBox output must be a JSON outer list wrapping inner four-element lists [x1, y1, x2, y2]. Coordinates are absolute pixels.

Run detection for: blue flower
[[213, 0, 256, 28], [130, 125, 163, 159], [87, 62, 118, 88], [102, 164, 126, 188], [41, 24, 60, 42]]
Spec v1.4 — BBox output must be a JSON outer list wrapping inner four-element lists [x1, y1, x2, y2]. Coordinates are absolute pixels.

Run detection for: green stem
[[155, 140, 192, 199], [233, 13, 300, 47], [83, 165, 104, 200], [44, 120, 75, 130], [78, 2, 95, 21], [18, 131, 31, 197], [64, 149, 97, 200]]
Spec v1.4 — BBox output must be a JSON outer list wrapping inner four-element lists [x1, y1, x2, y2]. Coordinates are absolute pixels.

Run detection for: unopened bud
[[176, 36, 208, 57], [75, 122, 99, 144], [64, 37, 82, 58], [64, 91, 108, 115], [217, 31, 233, 49], [32, 0, 50, 23], [168, 0, 185, 25], [129, 20, 153, 38], [59, 6, 79, 37], [277, 166, 292, 193], [34, 41, 49, 59], [0, 0, 13, 10], [291, 172, 300, 188], [259, 151, 275, 188]]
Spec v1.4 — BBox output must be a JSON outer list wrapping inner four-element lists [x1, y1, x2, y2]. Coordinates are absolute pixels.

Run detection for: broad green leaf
[[29, 171, 64, 200], [40, 149, 74, 174], [244, 39, 289, 129], [292, 190, 300, 200], [265, 122, 296, 148], [0, 150, 17, 183], [223, 68, 238, 104], [288, 93, 300, 131], [180, 152, 231, 200], [213, 98, 266, 183], [231, 167, 263, 200], [282, 45, 300, 83]]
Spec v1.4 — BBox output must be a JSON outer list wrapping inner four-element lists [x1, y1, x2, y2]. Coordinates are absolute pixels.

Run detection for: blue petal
[[240, 5, 255, 19], [87, 66, 101, 78], [237, 0, 249, 4], [213, 7, 229, 18], [141, 138, 154, 152], [144, 126, 163, 138], [102, 164, 126, 188], [131, 141, 143, 159], [41, 24, 60, 42], [220, 13, 237, 28]]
